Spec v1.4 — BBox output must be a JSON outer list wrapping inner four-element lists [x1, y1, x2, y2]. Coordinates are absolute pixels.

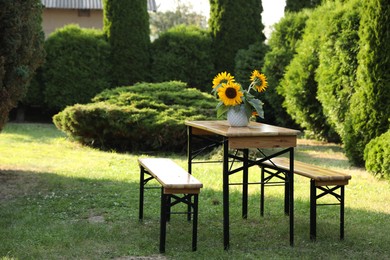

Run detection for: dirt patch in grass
[[0, 169, 40, 201], [114, 256, 167, 260]]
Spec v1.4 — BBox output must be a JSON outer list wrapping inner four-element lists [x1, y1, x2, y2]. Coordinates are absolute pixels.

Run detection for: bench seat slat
[[138, 158, 203, 190], [262, 157, 351, 183]]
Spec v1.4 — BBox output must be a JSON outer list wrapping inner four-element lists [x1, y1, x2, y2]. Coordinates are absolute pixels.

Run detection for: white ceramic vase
[[227, 105, 249, 127]]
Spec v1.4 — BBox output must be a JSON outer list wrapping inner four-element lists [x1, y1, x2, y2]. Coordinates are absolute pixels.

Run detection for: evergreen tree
[[103, 0, 151, 86], [209, 0, 265, 73], [316, 0, 361, 139], [0, 0, 45, 131], [285, 0, 322, 12], [344, 0, 390, 166], [279, 2, 339, 141], [262, 11, 310, 128]]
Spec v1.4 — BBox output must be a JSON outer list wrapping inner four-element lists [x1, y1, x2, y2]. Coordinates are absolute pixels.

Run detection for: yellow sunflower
[[250, 70, 268, 92], [212, 71, 235, 88], [217, 82, 243, 106]]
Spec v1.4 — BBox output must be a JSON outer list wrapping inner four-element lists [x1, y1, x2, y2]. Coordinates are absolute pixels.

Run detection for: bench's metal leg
[[160, 191, 168, 253], [139, 166, 145, 220], [310, 179, 316, 241], [192, 194, 199, 251], [340, 185, 345, 240]]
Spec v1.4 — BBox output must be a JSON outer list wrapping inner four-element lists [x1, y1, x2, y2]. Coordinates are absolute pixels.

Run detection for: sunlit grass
[[0, 123, 389, 259]]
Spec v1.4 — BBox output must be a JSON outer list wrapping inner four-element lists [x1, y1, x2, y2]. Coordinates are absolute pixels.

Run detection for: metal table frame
[[186, 120, 299, 250]]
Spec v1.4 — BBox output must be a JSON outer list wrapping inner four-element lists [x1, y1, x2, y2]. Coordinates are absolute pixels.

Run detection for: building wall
[[42, 8, 103, 38]]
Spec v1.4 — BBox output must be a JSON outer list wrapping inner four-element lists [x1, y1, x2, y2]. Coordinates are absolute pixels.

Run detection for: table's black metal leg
[[340, 185, 345, 240], [289, 148, 294, 246], [223, 138, 230, 250], [310, 179, 316, 241], [284, 170, 290, 215], [242, 149, 249, 219], [139, 166, 145, 220]]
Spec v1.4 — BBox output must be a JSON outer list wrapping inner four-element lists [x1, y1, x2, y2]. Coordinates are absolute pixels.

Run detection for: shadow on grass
[[1, 168, 389, 259]]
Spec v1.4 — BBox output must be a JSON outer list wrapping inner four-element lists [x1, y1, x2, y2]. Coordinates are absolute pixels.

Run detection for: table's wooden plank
[[138, 158, 203, 189], [229, 135, 297, 149], [185, 120, 300, 138]]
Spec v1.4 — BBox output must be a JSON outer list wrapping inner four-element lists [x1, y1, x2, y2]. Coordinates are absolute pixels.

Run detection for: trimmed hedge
[[150, 25, 214, 92], [53, 81, 217, 152], [364, 130, 390, 179], [43, 25, 111, 111]]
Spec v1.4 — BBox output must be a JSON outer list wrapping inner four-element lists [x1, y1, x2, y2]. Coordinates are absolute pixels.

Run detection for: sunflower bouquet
[[211, 70, 267, 120]]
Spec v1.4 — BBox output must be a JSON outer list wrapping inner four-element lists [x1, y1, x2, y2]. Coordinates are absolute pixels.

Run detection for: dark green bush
[[43, 25, 111, 111], [364, 130, 390, 179], [262, 10, 310, 127], [53, 81, 217, 152], [150, 25, 214, 92]]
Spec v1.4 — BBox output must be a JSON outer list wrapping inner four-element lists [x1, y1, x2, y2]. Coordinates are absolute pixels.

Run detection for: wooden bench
[[260, 157, 351, 241], [138, 158, 203, 253]]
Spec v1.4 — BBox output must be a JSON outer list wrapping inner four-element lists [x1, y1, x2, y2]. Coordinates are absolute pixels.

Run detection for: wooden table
[[185, 120, 300, 250]]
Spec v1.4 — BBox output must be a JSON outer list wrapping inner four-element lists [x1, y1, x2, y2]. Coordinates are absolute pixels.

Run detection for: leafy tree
[[103, 0, 150, 86], [285, 0, 322, 12], [0, 0, 45, 131], [343, 0, 390, 166], [262, 10, 310, 127], [209, 0, 265, 73], [150, 1, 207, 40]]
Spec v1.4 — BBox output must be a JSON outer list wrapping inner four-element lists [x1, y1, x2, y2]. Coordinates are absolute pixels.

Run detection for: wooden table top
[[185, 120, 300, 137]]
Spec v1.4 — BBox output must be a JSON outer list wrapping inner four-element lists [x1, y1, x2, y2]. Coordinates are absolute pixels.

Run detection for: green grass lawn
[[0, 123, 389, 259]]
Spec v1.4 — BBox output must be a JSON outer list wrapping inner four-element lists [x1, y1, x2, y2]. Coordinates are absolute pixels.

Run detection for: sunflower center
[[225, 87, 237, 99]]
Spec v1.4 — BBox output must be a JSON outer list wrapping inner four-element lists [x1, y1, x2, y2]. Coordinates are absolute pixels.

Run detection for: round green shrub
[[150, 25, 214, 92], [53, 81, 218, 152], [364, 130, 390, 179], [43, 24, 111, 111]]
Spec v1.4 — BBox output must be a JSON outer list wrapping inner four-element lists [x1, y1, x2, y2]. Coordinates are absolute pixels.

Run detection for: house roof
[[41, 0, 157, 11]]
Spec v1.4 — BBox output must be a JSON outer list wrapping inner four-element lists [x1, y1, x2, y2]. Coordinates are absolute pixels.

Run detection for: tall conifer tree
[[209, 0, 265, 73], [344, 0, 390, 165], [0, 0, 45, 131], [103, 0, 151, 86]]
